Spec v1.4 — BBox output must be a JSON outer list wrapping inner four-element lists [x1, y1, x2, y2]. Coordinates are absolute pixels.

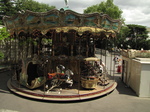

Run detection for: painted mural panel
[[43, 14, 59, 26], [65, 14, 80, 26], [84, 16, 98, 27], [101, 18, 111, 29], [112, 22, 119, 31], [27, 15, 41, 25]]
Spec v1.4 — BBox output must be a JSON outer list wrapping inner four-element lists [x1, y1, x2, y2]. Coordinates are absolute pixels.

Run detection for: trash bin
[[117, 65, 122, 73]]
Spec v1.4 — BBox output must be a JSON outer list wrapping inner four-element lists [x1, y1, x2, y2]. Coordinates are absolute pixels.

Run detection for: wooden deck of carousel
[[7, 76, 117, 101]]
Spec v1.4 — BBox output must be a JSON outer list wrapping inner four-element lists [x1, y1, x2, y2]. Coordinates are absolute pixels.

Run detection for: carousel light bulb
[[78, 32, 83, 36]]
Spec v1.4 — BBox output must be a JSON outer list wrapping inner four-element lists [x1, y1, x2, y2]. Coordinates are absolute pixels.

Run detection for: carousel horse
[[46, 65, 74, 93]]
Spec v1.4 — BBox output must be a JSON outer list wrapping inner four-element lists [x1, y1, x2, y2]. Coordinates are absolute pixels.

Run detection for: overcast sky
[[34, 0, 150, 27]]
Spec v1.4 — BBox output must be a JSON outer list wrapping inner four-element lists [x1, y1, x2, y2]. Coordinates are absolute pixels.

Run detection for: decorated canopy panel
[[3, 8, 121, 35]]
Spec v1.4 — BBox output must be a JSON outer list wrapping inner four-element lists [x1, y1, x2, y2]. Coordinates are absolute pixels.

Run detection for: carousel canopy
[[3, 8, 121, 36]]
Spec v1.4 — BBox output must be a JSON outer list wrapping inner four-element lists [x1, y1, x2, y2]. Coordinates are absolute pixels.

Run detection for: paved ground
[[0, 70, 150, 112]]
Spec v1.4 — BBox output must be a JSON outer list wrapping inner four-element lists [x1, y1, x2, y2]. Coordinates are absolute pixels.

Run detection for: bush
[[0, 27, 9, 59], [0, 52, 4, 59]]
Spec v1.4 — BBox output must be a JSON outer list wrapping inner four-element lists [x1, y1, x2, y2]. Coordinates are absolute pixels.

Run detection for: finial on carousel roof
[[65, 0, 69, 8], [60, 0, 70, 11]]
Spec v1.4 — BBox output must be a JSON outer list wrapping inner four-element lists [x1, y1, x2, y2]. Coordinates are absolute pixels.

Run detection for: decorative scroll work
[[3, 9, 121, 35]]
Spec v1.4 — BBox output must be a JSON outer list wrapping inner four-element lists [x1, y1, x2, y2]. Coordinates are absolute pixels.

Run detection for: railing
[[0, 39, 19, 64]]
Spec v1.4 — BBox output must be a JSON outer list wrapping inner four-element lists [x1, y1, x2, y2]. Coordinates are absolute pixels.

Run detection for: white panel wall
[[139, 64, 150, 97], [130, 59, 141, 96], [122, 57, 150, 97]]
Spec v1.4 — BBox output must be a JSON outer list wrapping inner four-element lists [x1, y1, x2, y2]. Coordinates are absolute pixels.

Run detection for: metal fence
[[0, 39, 19, 65]]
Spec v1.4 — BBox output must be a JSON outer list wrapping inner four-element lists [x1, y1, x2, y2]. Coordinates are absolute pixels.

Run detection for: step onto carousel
[[3, 6, 121, 101]]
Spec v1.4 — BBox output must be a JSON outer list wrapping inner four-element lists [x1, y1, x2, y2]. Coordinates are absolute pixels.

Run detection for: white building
[[121, 49, 150, 97]]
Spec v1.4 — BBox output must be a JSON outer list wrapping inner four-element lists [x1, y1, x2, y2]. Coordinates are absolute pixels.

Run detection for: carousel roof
[[3, 8, 121, 36]]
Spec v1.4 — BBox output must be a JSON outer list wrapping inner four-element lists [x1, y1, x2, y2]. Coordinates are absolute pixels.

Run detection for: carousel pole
[[10, 35, 13, 82], [112, 36, 116, 81], [15, 34, 17, 81], [109, 38, 113, 76], [93, 35, 95, 57], [71, 44, 73, 56], [86, 34, 88, 57], [78, 34, 81, 95], [104, 37, 107, 89], [43, 59, 48, 96], [71, 31, 75, 56], [100, 39, 102, 59], [78, 59, 80, 96], [15, 33, 20, 88], [18, 35, 21, 88]]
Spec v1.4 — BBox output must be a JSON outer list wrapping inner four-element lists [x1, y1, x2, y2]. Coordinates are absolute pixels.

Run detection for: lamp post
[[134, 28, 137, 49]]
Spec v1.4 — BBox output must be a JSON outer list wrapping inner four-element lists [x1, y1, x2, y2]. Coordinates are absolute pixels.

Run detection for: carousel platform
[[7, 79, 117, 102]]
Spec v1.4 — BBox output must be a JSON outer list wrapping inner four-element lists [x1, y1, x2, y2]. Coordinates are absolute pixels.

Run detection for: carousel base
[[7, 79, 117, 102]]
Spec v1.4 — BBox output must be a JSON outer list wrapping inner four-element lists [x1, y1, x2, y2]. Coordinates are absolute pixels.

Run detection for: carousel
[[3, 5, 121, 101]]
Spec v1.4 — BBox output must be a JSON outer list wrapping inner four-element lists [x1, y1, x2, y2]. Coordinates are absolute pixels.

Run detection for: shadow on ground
[[114, 74, 137, 96], [0, 70, 12, 94]]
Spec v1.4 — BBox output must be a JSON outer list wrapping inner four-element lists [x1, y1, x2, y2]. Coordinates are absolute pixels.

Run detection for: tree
[[0, 0, 17, 15], [16, 0, 55, 12], [0, 27, 10, 59], [115, 24, 150, 50], [0, 27, 9, 40], [116, 26, 130, 49], [0, 0, 17, 24], [126, 24, 149, 50], [0, 0, 56, 24], [84, 0, 123, 19], [84, 0, 123, 50]]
